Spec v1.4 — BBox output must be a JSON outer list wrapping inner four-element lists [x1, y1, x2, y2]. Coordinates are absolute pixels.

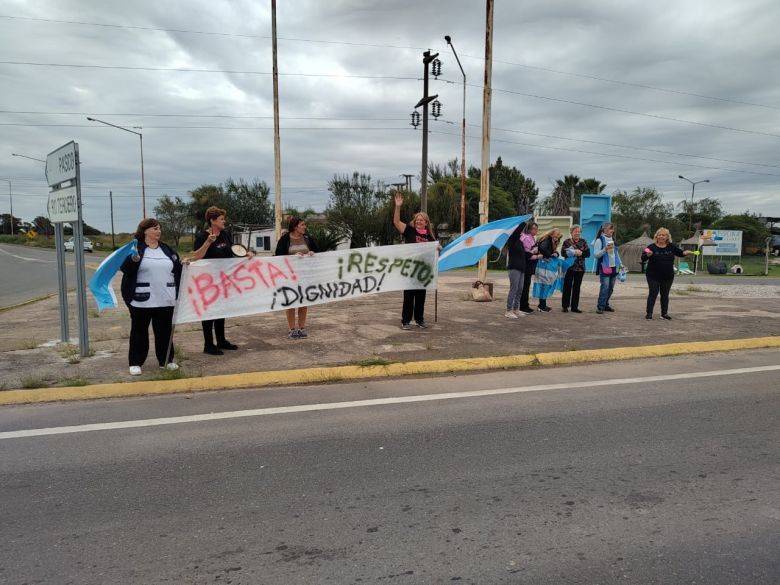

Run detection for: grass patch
[[59, 344, 95, 364], [686, 285, 707, 293], [149, 368, 186, 381], [354, 357, 395, 368], [672, 289, 691, 296], [59, 377, 89, 387], [17, 338, 39, 350], [174, 346, 188, 364], [89, 309, 100, 318], [20, 375, 49, 389]]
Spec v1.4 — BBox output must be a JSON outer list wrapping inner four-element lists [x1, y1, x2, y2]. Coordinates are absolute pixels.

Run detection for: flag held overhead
[[437, 214, 533, 272]]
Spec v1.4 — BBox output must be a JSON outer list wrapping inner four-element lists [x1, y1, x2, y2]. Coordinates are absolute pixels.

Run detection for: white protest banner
[[174, 242, 438, 324]]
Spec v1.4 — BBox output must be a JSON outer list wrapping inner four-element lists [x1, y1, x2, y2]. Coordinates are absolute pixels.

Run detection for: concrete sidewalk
[[0, 271, 778, 391]]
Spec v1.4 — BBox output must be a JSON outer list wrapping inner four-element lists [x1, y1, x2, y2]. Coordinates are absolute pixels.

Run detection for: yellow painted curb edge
[[1, 336, 778, 406]]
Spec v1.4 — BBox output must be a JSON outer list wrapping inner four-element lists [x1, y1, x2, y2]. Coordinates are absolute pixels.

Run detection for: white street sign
[[46, 141, 78, 187], [701, 229, 743, 256], [48, 186, 79, 223]]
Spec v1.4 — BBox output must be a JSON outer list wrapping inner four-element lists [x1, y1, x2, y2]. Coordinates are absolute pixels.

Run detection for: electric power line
[[0, 109, 409, 121], [0, 60, 420, 80], [0, 14, 425, 50]]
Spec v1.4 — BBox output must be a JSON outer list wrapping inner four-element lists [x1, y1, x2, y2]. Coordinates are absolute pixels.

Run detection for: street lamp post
[[12, 153, 45, 163], [0, 178, 12, 235], [678, 175, 710, 235], [445, 35, 467, 235], [87, 117, 147, 218]]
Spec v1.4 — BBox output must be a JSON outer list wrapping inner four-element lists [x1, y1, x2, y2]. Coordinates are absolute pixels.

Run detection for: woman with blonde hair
[[641, 227, 692, 320], [393, 191, 436, 329]]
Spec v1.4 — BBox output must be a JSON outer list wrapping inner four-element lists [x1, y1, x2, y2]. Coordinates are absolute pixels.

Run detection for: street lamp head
[[445, 35, 452, 44], [86, 117, 95, 121], [703, 179, 710, 183], [678, 175, 685, 179]]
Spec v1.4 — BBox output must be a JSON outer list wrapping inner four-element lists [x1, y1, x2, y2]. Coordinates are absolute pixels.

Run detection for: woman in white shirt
[[592, 222, 623, 314], [120, 218, 183, 375]]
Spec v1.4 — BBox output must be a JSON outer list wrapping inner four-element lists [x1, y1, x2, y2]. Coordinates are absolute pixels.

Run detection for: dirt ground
[[0, 271, 778, 390]]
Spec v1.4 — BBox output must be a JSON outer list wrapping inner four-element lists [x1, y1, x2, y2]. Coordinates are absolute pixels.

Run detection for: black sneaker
[[217, 340, 238, 350], [401, 323, 413, 331], [661, 314, 672, 320], [596, 308, 604, 314], [604, 306, 615, 312], [538, 306, 551, 313], [646, 313, 653, 320], [288, 329, 300, 339], [562, 307, 569, 313], [571, 308, 582, 313], [416, 321, 428, 329], [519, 307, 534, 314], [297, 328, 308, 338], [203, 345, 224, 356]]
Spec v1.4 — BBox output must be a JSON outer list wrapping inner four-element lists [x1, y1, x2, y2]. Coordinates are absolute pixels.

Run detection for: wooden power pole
[[477, 0, 494, 283], [271, 0, 283, 240]]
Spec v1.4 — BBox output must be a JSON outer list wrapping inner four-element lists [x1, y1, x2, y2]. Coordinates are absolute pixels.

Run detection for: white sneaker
[[129, 366, 142, 376], [513, 310, 527, 317], [504, 311, 519, 319], [162, 362, 179, 371]]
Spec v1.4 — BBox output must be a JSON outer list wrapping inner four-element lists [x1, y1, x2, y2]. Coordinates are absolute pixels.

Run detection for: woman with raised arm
[[274, 216, 319, 339], [641, 227, 692, 320], [120, 218, 182, 376], [393, 191, 436, 330]]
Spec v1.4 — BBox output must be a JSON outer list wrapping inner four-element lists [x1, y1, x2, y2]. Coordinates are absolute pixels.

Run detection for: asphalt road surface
[[0, 244, 99, 308], [1, 349, 778, 584]]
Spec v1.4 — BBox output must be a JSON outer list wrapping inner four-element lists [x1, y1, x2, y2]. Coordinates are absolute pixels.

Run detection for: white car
[[64, 237, 94, 252]]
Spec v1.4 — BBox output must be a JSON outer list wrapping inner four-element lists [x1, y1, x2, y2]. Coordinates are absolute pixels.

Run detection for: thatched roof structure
[[618, 231, 653, 272]]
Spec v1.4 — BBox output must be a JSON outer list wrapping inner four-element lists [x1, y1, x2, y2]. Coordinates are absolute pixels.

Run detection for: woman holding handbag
[[592, 222, 623, 314]]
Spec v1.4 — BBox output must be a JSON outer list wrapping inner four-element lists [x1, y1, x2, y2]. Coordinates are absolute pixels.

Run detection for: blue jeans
[[597, 274, 616, 310], [506, 269, 525, 311]]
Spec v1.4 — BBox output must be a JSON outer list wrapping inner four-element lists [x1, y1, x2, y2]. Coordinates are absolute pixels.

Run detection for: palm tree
[[579, 178, 607, 194]]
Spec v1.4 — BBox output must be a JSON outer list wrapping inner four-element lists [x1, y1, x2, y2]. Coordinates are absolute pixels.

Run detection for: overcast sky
[[1, 0, 778, 232]]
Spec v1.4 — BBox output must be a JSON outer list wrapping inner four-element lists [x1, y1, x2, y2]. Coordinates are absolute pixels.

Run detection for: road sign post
[[46, 141, 89, 355]]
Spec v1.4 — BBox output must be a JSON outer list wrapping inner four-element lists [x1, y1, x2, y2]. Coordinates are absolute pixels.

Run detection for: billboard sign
[[700, 229, 742, 256]]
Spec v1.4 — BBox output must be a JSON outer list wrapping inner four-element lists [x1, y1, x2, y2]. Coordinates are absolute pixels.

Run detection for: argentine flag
[[438, 214, 533, 272], [88, 239, 138, 311]]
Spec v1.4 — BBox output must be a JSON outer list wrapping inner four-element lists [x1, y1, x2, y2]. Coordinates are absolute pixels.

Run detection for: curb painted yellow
[[1, 336, 777, 406]]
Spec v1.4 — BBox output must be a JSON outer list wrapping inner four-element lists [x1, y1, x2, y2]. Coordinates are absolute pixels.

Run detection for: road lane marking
[[0, 246, 55, 263], [2, 364, 778, 440]]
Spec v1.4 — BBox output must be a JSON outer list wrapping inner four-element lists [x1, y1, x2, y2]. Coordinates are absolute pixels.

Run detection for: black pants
[[519, 268, 534, 310], [128, 306, 174, 367], [202, 318, 227, 347], [562, 269, 585, 310], [402, 289, 426, 324], [646, 276, 673, 315]]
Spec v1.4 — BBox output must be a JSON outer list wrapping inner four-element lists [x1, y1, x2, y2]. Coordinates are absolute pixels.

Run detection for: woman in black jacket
[[641, 227, 692, 320], [274, 216, 319, 338], [120, 218, 183, 376], [504, 224, 527, 319], [518, 222, 540, 313], [534, 228, 562, 312], [190, 206, 249, 354], [561, 225, 590, 313]]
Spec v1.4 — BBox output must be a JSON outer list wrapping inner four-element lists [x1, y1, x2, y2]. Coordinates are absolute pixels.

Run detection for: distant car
[[64, 237, 93, 252]]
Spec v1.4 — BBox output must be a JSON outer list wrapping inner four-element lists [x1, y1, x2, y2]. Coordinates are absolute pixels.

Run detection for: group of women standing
[[505, 221, 693, 320], [120, 199, 692, 376]]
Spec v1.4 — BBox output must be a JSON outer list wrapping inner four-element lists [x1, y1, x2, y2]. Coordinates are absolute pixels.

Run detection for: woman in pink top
[[518, 222, 540, 313]]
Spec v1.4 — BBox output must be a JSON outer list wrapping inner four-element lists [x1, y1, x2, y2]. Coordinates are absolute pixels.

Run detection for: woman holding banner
[[275, 216, 319, 339], [191, 206, 245, 354], [393, 191, 437, 330], [533, 228, 563, 312], [120, 218, 182, 376]]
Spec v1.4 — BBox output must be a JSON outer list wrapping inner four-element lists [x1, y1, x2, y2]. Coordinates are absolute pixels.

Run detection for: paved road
[[0, 244, 100, 308], [1, 350, 778, 584]]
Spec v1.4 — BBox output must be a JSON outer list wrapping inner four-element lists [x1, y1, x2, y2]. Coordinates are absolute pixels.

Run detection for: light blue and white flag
[[88, 239, 138, 311], [437, 214, 533, 272]]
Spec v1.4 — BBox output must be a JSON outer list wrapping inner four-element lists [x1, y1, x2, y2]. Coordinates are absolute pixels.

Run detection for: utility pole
[[445, 35, 467, 235], [477, 0, 494, 283], [414, 51, 439, 213], [109, 190, 116, 249], [271, 0, 283, 240]]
